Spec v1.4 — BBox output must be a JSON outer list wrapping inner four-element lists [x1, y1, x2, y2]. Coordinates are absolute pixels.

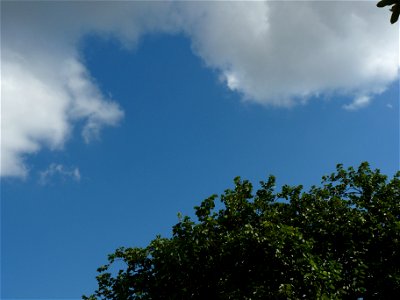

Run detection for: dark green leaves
[[377, 0, 398, 7], [84, 163, 400, 299], [377, 0, 400, 24]]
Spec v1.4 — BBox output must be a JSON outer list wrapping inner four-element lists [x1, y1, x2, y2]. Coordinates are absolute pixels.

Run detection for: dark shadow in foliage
[[84, 162, 400, 299]]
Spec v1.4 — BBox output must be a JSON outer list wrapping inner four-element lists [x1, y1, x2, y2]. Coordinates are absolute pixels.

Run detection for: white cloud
[[1, 50, 123, 177], [1, 2, 125, 177], [38, 163, 81, 185], [176, 1, 398, 106], [343, 95, 372, 111], [63, 59, 124, 143], [1, 1, 398, 177]]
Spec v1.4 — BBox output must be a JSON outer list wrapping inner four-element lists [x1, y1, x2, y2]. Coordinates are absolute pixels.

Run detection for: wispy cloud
[[38, 164, 81, 185], [386, 103, 394, 109], [1, 1, 398, 177], [343, 96, 372, 111]]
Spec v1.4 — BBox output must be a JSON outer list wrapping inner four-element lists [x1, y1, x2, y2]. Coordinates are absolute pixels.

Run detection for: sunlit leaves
[[84, 163, 400, 299]]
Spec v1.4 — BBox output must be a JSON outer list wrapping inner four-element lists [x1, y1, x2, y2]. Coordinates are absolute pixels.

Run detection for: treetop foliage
[[84, 162, 400, 299]]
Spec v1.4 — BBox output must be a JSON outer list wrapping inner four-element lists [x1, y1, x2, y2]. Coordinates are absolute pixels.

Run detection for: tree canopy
[[84, 162, 400, 299]]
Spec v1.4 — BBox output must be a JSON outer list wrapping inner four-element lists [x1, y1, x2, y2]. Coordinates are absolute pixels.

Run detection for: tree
[[83, 163, 400, 299], [377, 0, 400, 24]]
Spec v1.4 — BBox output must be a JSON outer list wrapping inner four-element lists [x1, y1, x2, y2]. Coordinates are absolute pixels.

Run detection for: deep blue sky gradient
[[1, 33, 399, 299]]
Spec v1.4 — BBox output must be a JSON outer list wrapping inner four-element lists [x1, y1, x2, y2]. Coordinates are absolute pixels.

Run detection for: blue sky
[[1, 2, 399, 299]]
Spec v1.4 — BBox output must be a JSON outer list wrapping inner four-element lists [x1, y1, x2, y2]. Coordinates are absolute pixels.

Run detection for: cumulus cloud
[[1, 2, 125, 177], [1, 1, 398, 177], [176, 1, 398, 106], [38, 163, 81, 185]]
